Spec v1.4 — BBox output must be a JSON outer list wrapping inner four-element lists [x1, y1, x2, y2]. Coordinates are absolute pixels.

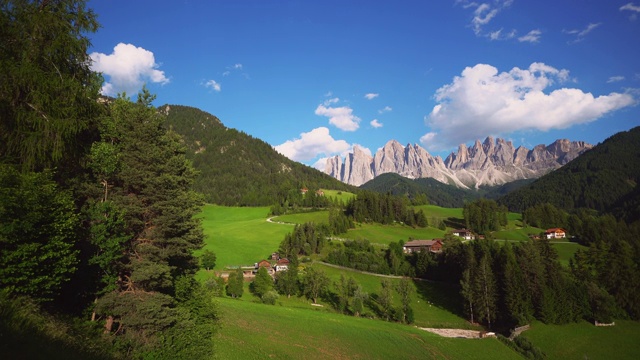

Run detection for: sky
[[87, 0, 640, 170]]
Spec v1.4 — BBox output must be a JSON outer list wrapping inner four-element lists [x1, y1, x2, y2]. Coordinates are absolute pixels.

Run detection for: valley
[[197, 203, 638, 359]]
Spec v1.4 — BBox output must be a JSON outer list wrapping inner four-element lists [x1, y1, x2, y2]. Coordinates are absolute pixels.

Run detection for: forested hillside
[[360, 172, 533, 207], [499, 126, 640, 220], [161, 105, 356, 206]]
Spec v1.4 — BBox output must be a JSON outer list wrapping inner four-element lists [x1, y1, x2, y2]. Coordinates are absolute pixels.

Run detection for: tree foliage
[[0, 0, 102, 170], [0, 166, 79, 301]]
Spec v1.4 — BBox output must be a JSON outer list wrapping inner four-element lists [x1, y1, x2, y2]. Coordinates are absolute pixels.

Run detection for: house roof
[[277, 258, 290, 265], [545, 228, 566, 233], [257, 260, 271, 267], [404, 239, 442, 247]]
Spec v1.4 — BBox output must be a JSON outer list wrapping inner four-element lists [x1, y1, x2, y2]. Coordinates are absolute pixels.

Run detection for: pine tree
[[0, 0, 102, 171], [91, 91, 205, 344]]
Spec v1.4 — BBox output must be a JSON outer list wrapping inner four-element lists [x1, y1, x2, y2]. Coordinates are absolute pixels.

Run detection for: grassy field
[[321, 189, 357, 202], [343, 223, 446, 245], [197, 205, 291, 270], [523, 320, 640, 360], [215, 296, 520, 360], [316, 263, 474, 329], [273, 210, 329, 224]]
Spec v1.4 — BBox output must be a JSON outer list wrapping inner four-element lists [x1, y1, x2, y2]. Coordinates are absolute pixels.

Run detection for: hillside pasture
[[343, 223, 446, 246], [523, 320, 640, 359], [215, 296, 520, 360], [316, 263, 475, 329], [272, 210, 329, 224], [197, 205, 291, 270]]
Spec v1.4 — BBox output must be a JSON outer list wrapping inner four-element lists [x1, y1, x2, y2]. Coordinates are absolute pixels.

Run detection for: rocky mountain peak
[[325, 136, 593, 188]]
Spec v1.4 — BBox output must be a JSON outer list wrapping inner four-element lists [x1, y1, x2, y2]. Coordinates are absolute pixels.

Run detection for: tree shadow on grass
[[411, 279, 468, 323], [444, 217, 465, 229]]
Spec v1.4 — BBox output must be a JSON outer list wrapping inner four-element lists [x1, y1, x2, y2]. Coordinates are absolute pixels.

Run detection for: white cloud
[[378, 106, 393, 114], [205, 80, 221, 92], [323, 97, 340, 106], [620, 3, 640, 20], [370, 119, 383, 128], [565, 23, 601, 43], [424, 62, 636, 150], [90, 43, 169, 96], [519, 29, 542, 43], [607, 76, 625, 83], [315, 104, 361, 131], [458, 0, 512, 37], [274, 127, 351, 162], [364, 93, 379, 100]]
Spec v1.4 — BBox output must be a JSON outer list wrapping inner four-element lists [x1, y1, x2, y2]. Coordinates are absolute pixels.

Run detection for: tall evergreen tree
[[92, 91, 205, 346], [0, 0, 102, 171]]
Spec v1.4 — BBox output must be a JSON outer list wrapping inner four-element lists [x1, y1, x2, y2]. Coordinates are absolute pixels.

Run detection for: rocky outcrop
[[324, 137, 592, 188]]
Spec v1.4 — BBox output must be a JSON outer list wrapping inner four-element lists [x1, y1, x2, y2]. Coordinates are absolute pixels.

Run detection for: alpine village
[[2, 1, 640, 359]]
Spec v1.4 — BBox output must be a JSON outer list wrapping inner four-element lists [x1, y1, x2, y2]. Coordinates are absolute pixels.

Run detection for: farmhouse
[[452, 229, 473, 240], [545, 228, 566, 239], [275, 258, 290, 272], [403, 239, 443, 254], [300, 187, 308, 194], [255, 259, 275, 275]]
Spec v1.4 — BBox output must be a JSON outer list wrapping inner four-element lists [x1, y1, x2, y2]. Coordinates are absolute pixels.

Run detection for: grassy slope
[[343, 223, 446, 245], [215, 297, 520, 360], [522, 320, 640, 360], [316, 263, 473, 329], [197, 205, 291, 270], [274, 210, 329, 224]]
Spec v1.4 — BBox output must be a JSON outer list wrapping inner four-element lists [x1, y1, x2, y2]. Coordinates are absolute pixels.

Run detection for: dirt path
[[417, 327, 484, 339]]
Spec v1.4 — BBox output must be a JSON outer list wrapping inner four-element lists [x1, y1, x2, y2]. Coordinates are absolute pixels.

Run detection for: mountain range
[[325, 137, 592, 188]]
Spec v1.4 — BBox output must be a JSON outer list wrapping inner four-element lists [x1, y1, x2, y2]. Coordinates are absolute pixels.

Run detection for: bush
[[262, 291, 279, 305]]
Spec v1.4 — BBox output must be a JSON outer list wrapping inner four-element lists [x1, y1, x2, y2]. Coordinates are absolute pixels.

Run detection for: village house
[[254, 259, 275, 275], [300, 187, 308, 194], [452, 229, 473, 240], [545, 228, 566, 239], [316, 189, 325, 196], [403, 239, 443, 254], [275, 258, 290, 272]]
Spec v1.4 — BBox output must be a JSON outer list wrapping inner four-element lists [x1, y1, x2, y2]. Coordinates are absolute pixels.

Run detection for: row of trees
[[325, 239, 414, 276], [462, 199, 508, 235], [345, 191, 428, 227]]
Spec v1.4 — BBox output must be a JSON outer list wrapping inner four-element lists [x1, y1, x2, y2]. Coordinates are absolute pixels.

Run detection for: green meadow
[[343, 223, 446, 245], [215, 296, 520, 360], [522, 320, 640, 359], [273, 210, 329, 224], [197, 205, 290, 270], [316, 263, 475, 329], [199, 205, 639, 359]]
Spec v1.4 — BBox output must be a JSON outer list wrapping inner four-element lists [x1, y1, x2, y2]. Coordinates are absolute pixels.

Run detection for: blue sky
[[88, 0, 640, 169]]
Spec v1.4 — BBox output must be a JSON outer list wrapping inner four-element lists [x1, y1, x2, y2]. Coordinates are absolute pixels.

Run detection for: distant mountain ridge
[[325, 137, 592, 188]]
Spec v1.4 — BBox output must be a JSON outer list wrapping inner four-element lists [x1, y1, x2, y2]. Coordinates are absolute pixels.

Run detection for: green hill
[[160, 104, 356, 206], [360, 173, 533, 207], [498, 126, 640, 220]]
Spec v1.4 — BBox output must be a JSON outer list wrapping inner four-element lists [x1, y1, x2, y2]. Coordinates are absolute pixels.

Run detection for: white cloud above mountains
[[370, 119, 383, 128], [205, 80, 221, 92], [364, 93, 379, 100], [90, 43, 169, 96], [315, 103, 361, 131], [422, 62, 636, 150], [274, 127, 351, 162]]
